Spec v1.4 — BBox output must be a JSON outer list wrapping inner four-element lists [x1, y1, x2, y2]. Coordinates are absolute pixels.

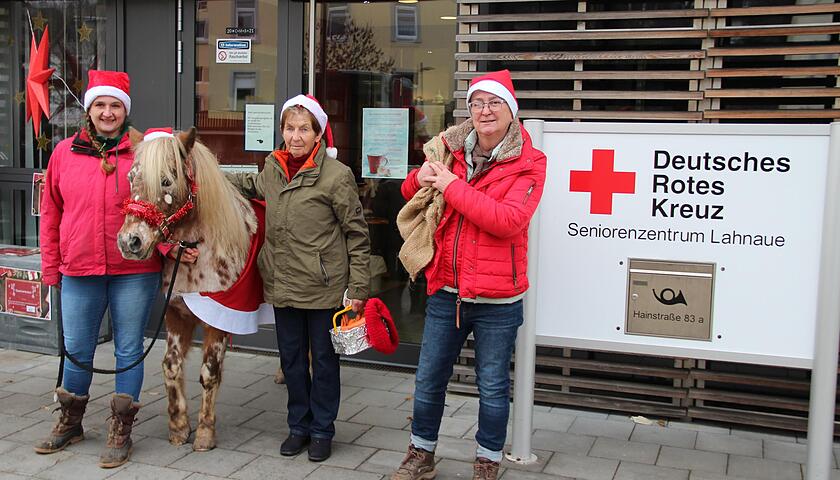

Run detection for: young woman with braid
[[37, 70, 163, 468]]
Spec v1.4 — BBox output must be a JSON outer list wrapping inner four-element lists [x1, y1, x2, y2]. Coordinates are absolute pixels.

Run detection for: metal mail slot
[[625, 259, 715, 341]]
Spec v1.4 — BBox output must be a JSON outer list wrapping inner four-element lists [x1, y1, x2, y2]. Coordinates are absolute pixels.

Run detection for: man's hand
[[416, 162, 436, 188], [169, 247, 199, 264], [423, 161, 458, 193]]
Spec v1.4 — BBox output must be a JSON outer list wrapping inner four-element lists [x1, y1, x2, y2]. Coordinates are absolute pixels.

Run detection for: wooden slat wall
[[450, 344, 840, 433], [455, 0, 840, 122]]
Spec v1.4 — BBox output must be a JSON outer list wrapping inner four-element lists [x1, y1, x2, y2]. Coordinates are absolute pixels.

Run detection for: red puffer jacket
[[401, 120, 546, 299], [40, 129, 161, 286]]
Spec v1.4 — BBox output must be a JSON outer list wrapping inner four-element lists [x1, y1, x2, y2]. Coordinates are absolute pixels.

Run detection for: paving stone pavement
[[0, 345, 838, 480]]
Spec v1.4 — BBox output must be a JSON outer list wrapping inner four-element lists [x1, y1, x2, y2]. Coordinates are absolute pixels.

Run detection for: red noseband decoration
[[121, 177, 198, 241]]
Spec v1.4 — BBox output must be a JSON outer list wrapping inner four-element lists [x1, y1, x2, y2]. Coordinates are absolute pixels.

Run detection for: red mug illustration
[[367, 154, 389, 174]]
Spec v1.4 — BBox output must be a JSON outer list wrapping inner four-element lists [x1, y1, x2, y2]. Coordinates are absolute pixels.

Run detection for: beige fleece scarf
[[396, 133, 453, 281]]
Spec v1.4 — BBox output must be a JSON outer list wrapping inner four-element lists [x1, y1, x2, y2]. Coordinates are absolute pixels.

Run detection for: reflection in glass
[[305, 0, 456, 345], [2, 1, 106, 246], [195, 0, 276, 166]]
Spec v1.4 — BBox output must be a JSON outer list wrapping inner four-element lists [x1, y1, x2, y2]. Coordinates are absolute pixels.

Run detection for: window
[[196, 19, 208, 43], [195, 66, 207, 82], [232, 72, 256, 111], [327, 5, 349, 42], [235, 0, 256, 29], [393, 5, 419, 42]]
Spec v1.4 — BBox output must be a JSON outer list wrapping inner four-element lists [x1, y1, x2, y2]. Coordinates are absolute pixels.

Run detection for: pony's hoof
[[192, 431, 216, 452], [274, 367, 286, 384], [168, 429, 191, 446]]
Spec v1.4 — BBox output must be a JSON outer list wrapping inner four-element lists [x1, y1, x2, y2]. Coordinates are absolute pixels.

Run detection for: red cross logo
[[570, 149, 636, 215]]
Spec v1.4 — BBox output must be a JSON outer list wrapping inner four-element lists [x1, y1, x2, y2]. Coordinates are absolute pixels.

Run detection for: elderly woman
[[227, 94, 370, 462], [37, 70, 162, 468], [392, 70, 547, 480]]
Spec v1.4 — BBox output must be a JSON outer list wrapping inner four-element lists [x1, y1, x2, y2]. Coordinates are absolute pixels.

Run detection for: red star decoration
[[26, 26, 55, 135]]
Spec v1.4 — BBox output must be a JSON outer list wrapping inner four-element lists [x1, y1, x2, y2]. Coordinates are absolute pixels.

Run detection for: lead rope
[[54, 240, 199, 400]]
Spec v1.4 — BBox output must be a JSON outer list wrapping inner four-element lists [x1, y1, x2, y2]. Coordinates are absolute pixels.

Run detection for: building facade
[[1, 0, 838, 430]]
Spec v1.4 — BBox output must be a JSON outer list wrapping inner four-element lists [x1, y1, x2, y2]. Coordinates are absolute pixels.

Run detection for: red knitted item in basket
[[364, 298, 399, 355]]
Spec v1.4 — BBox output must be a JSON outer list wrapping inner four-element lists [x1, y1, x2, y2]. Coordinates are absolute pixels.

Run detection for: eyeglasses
[[468, 99, 506, 113]]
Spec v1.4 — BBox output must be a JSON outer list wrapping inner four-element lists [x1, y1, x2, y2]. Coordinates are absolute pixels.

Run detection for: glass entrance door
[[195, 0, 282, 350], [1, 1, 110, 247], [191, 0, 458, 363], [305, 0, 457, 365]]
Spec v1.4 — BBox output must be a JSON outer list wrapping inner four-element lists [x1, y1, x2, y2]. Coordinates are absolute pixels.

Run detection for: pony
[[117, 128, 274, 451]]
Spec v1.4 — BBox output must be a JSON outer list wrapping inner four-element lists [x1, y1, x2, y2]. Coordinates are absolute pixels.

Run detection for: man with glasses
[[392, 70, 547, 480]]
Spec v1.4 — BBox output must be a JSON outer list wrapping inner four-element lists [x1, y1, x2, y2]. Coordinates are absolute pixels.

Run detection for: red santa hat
[[84, 69, 132, 114], [281, 94, 337, 158], [466, 69, 518, 117], [364, 298, 399, 355], [143, 127, 174, 142]]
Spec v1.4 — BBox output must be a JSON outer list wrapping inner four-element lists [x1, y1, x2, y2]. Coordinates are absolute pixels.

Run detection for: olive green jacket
[[227, 143, 370, 309]]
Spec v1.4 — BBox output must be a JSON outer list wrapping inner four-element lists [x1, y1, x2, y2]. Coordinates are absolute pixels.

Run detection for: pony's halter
[[121, 154, 198, 242]]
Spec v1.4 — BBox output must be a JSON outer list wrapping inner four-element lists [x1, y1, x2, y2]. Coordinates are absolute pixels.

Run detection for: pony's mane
[[133, 136, 250, 255]]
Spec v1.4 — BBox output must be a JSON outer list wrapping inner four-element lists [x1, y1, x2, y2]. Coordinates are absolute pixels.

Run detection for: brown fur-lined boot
[[99, 393, 140, 468], [33, 387, 89, 454]]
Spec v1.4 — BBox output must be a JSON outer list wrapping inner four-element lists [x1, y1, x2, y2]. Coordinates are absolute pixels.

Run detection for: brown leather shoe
[[390, 444, 436, 480], [472, 457, 500, 480], [33, 387, 89, 454], [99, 393, 140, 468]]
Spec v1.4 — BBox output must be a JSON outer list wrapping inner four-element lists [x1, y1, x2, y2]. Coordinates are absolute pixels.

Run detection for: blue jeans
[[411, 290, 523, 462], [60, 273, 160, 401], [274, 307, 341, 440]]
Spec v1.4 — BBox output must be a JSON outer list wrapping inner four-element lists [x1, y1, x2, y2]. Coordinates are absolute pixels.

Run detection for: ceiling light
[[440, 16, 456, 20]]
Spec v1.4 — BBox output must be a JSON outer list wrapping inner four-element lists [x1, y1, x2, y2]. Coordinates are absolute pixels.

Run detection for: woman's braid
[[85, 115, 115, 175]]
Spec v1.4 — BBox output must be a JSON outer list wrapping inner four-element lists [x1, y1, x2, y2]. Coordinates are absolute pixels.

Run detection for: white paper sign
[[216, 38, 251, 63], [533, 123, 830, 368], [362, 108, 409, 179], [244, 104, 275, 152]]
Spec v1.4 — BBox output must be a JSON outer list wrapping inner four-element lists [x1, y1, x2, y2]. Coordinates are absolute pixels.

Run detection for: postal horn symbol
[[652, 288, 687, 306]]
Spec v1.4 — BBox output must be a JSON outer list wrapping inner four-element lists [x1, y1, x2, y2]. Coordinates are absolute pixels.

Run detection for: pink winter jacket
[[40, 130, 161, 286], [401, 120, 546, 299]]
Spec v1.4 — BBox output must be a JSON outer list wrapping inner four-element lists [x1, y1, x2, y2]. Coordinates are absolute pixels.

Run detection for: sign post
[[805, 122, 840, 480], [506, 119, 543, 464]]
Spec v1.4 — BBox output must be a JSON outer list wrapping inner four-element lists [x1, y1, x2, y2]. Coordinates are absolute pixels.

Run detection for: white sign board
[[362, 108, 409, 179], [216, 39, 251, 63], [244, 104, 274, 152], [534, 123, 831, 368]]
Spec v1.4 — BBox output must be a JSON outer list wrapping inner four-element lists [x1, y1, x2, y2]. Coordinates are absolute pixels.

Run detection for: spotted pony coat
[[117, 128, 259, 451]]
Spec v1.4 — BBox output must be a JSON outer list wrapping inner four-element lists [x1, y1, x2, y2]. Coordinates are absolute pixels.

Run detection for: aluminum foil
[[330, 324, 371, 355]]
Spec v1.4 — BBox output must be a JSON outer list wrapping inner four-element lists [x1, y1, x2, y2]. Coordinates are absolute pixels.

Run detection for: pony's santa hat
[[466, 69, 518, 117], [281, 94, 337, 158], [84, 69, 132, 114], [143, 127, 174, 142]]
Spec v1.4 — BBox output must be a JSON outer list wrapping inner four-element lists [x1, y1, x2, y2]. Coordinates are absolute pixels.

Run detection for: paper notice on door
[[244, 104, 275, 152], [216, 38, 252, 63], [31, 172, 45, 216], [362, 108, 409, 179]]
